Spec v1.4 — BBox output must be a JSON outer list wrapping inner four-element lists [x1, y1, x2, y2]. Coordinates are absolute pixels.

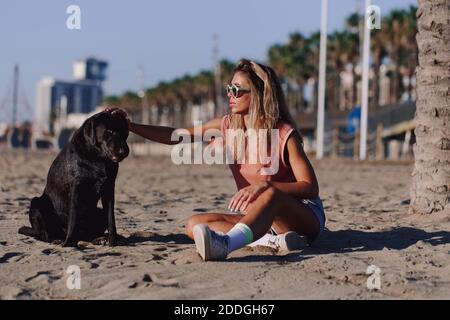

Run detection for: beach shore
[[0, 150, 449, 299]]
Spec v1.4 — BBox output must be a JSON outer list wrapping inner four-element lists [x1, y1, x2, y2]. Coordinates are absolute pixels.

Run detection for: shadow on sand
[[117, 226, 450, 263], [123, 232, 192, 245], [309, 226, 450, 254]]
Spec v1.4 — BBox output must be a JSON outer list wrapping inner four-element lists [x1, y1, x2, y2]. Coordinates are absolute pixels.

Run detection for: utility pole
[[316, 0, 328, 159], [213, 33, 223, 117], [12, 65, 19, 126], [359, 0, 371, 160]]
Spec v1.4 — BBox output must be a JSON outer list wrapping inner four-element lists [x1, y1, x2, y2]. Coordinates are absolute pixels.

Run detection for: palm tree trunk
[[352, 66, 358, 108], [298, 83, 304, 113], [410, 0, 450, 214], [373, 50, 382, 108], [391, 50, 401, 103], [335, 73, 341, 110]]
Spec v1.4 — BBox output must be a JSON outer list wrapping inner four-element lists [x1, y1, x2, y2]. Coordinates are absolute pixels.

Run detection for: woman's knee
[[185, 214, 203, 237], [258, 186, 281, 206], [185, 213, 223, 237], [185, 213, 242, 238]]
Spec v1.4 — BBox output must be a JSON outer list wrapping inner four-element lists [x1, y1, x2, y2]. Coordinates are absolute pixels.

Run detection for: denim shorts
[[267, 197, 326, 243], [227, 196, 326, 241], [300, 197, 326, 241]]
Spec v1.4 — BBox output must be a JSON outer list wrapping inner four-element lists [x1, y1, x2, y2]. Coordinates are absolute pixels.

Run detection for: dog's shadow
[[118, 232, 192, 246]]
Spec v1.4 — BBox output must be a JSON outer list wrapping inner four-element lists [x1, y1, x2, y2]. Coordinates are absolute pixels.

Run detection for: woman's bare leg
[[185, 213, 242, 239], [240, 186, 320, 241], [186, 186, 320, 242]]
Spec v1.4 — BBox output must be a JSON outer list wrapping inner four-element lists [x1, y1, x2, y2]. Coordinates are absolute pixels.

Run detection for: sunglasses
[[226, 84, 250, 98]]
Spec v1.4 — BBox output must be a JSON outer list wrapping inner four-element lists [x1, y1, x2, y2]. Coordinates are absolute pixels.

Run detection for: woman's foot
[[249, 231, 308, 252], [193, 224, 229, 261]]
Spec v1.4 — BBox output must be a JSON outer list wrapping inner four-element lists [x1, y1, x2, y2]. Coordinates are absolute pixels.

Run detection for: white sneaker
[[193, 224, 229, 261], [249, 231, 308, 252]]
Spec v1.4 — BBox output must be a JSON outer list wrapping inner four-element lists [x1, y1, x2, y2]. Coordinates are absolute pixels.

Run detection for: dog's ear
[[83, 118, 97, 146]]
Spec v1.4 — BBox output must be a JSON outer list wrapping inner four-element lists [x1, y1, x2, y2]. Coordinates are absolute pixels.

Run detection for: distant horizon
[[0, 0, 417, 123]]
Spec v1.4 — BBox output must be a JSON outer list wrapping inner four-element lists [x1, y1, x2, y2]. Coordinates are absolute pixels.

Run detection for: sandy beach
[[0, 149, 449, 300]]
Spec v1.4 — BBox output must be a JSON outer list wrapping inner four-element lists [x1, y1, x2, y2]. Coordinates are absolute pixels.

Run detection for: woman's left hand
[[228, 182, 270, 213]]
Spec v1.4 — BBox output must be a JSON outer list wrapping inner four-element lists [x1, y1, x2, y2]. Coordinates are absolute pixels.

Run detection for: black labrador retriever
[[18, 111, 129, 247]]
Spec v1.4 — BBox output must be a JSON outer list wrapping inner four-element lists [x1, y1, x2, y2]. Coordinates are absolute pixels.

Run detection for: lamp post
[[359, 0, 371, 160], [316, 0, 328, 159]]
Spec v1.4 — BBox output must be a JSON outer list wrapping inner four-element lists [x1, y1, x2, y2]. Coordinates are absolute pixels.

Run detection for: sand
[[0, 149, 449, 300]]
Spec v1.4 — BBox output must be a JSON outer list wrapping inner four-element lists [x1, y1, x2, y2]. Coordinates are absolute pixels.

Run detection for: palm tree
[[325, 30, 360, 111], [103, 6, 420, 130], [102, 95, 121, 107], [384, 8, 419, 104], [345, 13, 362, 109], [402, 6, 419, 101], [410, 0, 449, 214], [268, 32, 317, 114], [371, 26, 387, 108], [304, 32, 321, 112]]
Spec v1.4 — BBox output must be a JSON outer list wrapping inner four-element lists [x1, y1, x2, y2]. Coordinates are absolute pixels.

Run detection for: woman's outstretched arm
[[106, 107, 222, 145]]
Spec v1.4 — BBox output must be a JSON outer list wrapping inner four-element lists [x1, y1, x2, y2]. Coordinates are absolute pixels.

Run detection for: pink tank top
[[220, 114, 298, 191]]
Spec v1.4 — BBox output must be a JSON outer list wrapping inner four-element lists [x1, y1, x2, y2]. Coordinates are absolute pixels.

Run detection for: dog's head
[[80, 111, 130, 162]]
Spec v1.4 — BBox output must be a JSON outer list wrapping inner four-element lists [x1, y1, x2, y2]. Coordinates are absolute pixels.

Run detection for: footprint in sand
[[87, 252, 122, 259], [81, 252, 122, 268], [14, 196, 30, 202], [148, 253, 165, 262], [141, 273, 180, 288], [170, 251, 203, 265], [25, 271, 61, 284], [0, 252, 26, 263], [0, 287, 33, 300], [128, 274, 180, 289], [41, 248, 60, 256], [20, 238, 36, 244]]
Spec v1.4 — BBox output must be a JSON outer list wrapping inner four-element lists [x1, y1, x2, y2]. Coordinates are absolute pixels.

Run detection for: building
[[35, 57, 108, 136], [73, 57, 108, 82]]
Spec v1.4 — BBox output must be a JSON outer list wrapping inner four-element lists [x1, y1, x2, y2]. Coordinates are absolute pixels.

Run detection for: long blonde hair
[[229, 59, 303, 145]]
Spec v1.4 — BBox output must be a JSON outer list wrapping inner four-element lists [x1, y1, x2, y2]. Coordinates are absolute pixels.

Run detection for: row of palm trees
[[267, 5, 417, 114], [103, 5, 418, 124]]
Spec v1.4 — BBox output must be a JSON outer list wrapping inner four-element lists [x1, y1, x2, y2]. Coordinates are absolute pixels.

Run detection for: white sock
[[226, 223, 253, 253]]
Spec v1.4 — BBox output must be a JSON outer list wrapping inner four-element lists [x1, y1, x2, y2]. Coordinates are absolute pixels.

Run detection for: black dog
[[18, 111, 129, 247]]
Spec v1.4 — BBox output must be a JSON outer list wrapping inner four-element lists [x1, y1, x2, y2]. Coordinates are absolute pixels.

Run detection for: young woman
[[107, 59, 325, 261]]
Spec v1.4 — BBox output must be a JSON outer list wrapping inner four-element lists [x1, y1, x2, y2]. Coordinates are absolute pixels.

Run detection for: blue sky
[[0, 0, 416, 120]]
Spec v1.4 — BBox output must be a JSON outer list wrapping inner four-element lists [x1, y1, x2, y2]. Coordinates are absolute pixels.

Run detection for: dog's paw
[[91, 236, 108, 246], [77, 241, 94, 249], [108, 234, 117, 247], [18, 226, 34, 237], [62, 239, 77, 247]]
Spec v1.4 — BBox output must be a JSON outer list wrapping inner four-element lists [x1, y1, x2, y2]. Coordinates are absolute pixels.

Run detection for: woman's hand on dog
[[104, 107, 130, 129]]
